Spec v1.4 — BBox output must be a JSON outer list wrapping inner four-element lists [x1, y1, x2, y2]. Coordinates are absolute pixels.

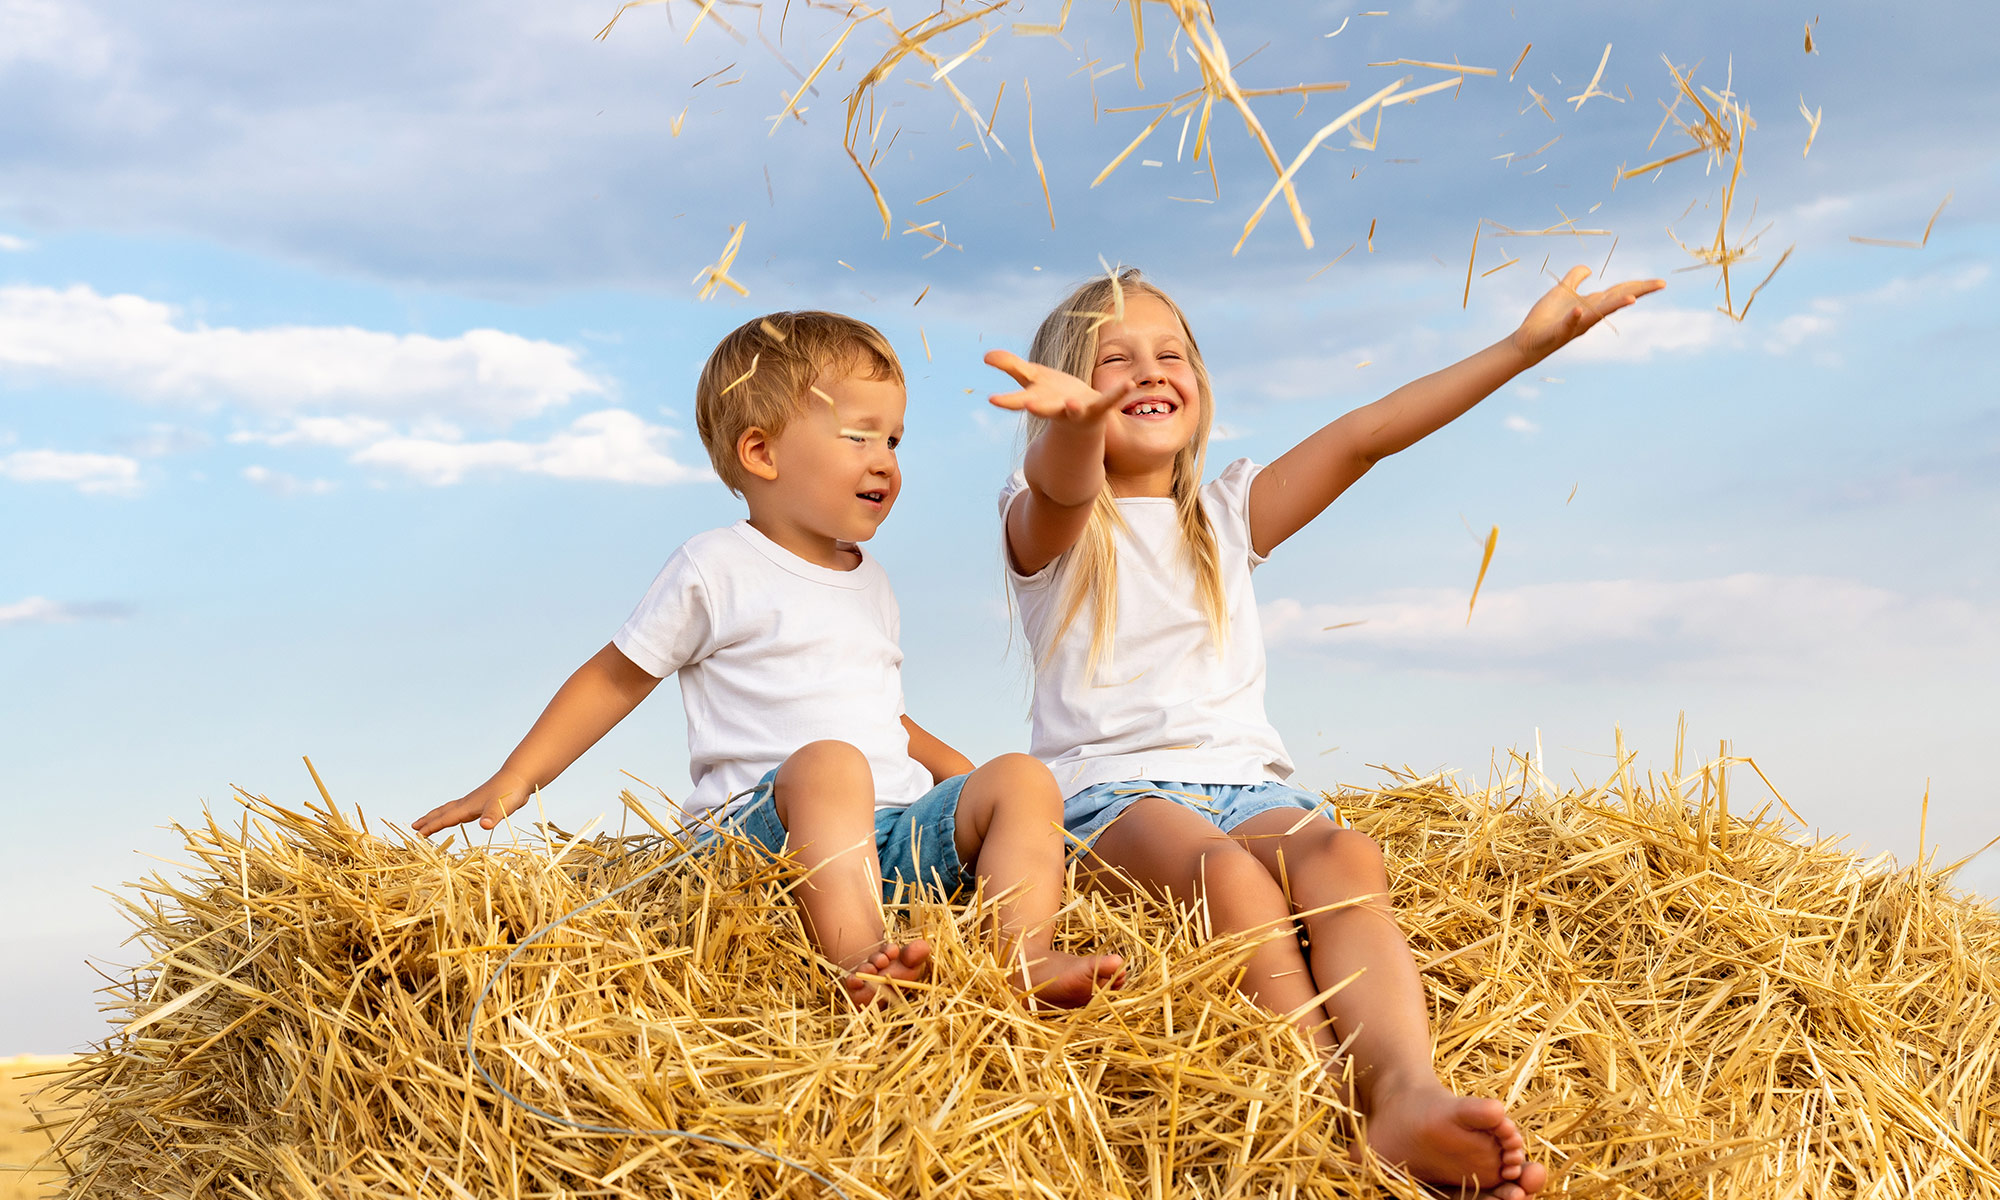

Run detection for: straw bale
[[28, 749, 2000, 1199]]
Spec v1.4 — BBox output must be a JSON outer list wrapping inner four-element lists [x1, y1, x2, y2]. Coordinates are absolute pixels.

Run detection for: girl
[[986, 265, 1662, 1198]]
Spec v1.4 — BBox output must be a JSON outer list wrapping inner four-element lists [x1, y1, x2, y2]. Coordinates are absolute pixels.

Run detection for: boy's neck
[[745, 511, 862, 570]]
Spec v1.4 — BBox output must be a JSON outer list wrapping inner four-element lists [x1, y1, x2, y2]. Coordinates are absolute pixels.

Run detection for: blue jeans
[[707, 768, 974, 900], [1063, 778, 1338, 851]]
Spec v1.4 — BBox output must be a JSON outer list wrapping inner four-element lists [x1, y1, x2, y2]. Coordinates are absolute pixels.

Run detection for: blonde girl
[[985, 265, 1662, 1198]]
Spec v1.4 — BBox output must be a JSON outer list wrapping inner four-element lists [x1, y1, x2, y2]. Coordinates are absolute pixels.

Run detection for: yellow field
[[0, 1057, 69, 1200]]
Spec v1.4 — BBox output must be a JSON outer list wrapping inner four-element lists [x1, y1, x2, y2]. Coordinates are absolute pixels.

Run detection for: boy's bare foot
[[1015, 949, 1125, 1009], [841, 939, 932, 1007], [1358, 1071, 1548, 1199]]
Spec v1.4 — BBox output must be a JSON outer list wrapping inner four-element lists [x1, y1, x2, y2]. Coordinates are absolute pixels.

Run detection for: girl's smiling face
[[1089, 293, 1204, 488]]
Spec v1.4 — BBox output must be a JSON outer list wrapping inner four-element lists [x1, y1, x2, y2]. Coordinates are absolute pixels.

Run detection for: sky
[[2, 0, 1995, 1053]]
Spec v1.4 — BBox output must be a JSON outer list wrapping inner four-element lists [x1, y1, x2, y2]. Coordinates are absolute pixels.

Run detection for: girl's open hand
[[1510, 267, 1666, 365], [413, 771, 533, 837], [984, 349, 1135, 422]]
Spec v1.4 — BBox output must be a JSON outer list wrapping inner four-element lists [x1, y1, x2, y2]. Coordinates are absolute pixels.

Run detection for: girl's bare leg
[[773, 740, 928, 1005], [951, 754, 1124, 1006], [1082, 797, 1334, 1049], [1231, 812, 1548, 1199]]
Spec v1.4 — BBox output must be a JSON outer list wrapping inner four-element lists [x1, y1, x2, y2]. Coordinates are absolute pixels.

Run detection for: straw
[[30, 737, 2000, 1199]]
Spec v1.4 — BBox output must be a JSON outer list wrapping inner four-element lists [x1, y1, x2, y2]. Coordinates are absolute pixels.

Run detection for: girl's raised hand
[[984, 348, 1136, 422], [1509, 266, 1666, 365]]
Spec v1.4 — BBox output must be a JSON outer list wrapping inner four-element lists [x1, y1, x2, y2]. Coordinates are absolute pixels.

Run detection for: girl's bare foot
[[1015, 949, 1125, 1009], [1358, 1071, 1547, 1198], [840, 938, 932, 1007]]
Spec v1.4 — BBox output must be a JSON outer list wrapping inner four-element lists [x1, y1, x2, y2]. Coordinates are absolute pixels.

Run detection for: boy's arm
[[901, 715, 976, 783], [984, 349, 1136, 576], [1248, 266, 1664, 557], [413, 642, 662, 835]]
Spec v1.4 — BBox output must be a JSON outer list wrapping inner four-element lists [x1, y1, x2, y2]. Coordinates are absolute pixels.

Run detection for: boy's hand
[[984, 349, 1136, 423], [413, 770, 535, 836], [1509, 267, 1666, 366]]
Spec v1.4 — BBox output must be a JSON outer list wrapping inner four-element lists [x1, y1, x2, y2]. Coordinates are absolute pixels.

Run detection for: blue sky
[[3, 0, 1995, 1052]]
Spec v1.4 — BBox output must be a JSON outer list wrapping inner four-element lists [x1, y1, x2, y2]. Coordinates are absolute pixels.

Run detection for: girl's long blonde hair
[[1023, 268, 1228, 677]]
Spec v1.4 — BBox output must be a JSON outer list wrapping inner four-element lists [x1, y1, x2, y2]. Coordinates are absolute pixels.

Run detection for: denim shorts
[[1063, 778, 1338, 852], [705, 768, 973, 900]]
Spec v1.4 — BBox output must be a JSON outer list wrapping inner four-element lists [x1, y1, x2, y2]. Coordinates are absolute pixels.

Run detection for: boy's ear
[[736, 427, 780, 483]]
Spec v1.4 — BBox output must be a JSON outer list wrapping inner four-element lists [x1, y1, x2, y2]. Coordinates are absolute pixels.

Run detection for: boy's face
[[744, 368, 906, 559]]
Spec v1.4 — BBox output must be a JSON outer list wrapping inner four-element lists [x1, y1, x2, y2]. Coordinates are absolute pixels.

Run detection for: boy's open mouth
[[1121, 396, 1179, 418], [857, 490, 888, 504]]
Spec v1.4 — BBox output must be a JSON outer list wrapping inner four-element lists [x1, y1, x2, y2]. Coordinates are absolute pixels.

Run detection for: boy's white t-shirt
[[613, 521, 934, 824], [1001, 457, 1296, 797]]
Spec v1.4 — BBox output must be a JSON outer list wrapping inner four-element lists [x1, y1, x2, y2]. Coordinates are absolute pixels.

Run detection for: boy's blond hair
[[1023, 269, 1228, 678], [696, 311, 904, 494]]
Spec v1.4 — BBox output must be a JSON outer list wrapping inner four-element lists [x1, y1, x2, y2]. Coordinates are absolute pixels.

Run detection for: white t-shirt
[[613, 522, 934, 824], [1001, 458, 1296, 797]]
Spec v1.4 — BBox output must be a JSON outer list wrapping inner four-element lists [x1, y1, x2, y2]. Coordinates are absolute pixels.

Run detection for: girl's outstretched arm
[[1248, 266, 1664, 556], [985, 349, 1136, 575]]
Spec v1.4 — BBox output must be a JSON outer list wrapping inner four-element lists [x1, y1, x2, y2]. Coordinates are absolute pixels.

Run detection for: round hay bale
[[27, 753, 2000, 1199]]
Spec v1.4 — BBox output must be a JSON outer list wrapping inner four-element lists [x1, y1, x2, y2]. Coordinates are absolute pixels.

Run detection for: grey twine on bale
[[463, 832, 853, 1199]]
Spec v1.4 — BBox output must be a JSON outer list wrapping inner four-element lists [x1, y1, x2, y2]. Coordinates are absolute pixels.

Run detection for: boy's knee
[[774, 740, 874, 824], [982, 753, 1060, 807]]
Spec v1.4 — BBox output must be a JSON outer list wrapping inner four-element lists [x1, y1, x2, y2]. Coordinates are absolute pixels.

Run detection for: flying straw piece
[[1510, 44, 1532, 81], [1467, 524, 1498, 624], [671, 106, 688, 137], [1230, 77, 1407, 255], [1090, 105, 1174, 187], [1734, 244, 1794, 322], [1308, 243, 1356, 278], [919, 327, 932, 361], [1481, 257, 1520, 277], [1922, 192, 1953, 245], [1463, 221, 1481, 308], [1322, 619, 1367, 630], [1525, 85, 1555, 121], [692, 223, 748, 300], [1568, 44, 1620, 109], [1566, 482, 1578, 504], [1026, 81, 1055, 229], [769, 20, 856, 135], [720, 353, 759, 394], [1799, 96, 1823, 158], [1368, 58, 1498, 77], [913, 285, 929, 306], [1804, 18, 1819, 54], [1380, 75, 1475, 108], [758, 318, 786, 342]]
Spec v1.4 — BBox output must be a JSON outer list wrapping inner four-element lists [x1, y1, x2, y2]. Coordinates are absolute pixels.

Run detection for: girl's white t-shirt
[[613, 521, 933, 824], [1001, 458, 1297, 797]]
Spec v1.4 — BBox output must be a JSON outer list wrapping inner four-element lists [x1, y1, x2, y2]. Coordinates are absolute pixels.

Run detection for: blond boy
[[415, 311, 1122, 1006]]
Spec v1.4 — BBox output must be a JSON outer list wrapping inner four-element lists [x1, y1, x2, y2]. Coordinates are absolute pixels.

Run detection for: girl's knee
[[1294, 826, 1386, 883], [1194, 844, 1290, 919], [967, 753, 1061, 816]]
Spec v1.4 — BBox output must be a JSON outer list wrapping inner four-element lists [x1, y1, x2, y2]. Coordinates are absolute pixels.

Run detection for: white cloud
[[115, 423, 211, 457], [1261, 573, 2000, 680], [0, 285, 605, 423], [242, 465, 335, 495], [350, 409, 708, 486], [0, 596, 133, 625], [1562, 305, 1740, 363], [0, 234, 30, 253], [0, 0, 113, 71], [1502, 413, 1538, 433], [0, 448, 141, 495], [229, 415, 396, 448]]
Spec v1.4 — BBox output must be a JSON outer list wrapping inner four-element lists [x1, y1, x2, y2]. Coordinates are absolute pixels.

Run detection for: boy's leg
[[772, 740, 928, 1005], [950, 754, 1124, 1007], [1230, 811, 1547, 1199], [1082, 797, 1335, 1050]]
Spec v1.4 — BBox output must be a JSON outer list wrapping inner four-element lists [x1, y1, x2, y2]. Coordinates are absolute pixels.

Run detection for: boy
[[414, 311, 1123, 1007]]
